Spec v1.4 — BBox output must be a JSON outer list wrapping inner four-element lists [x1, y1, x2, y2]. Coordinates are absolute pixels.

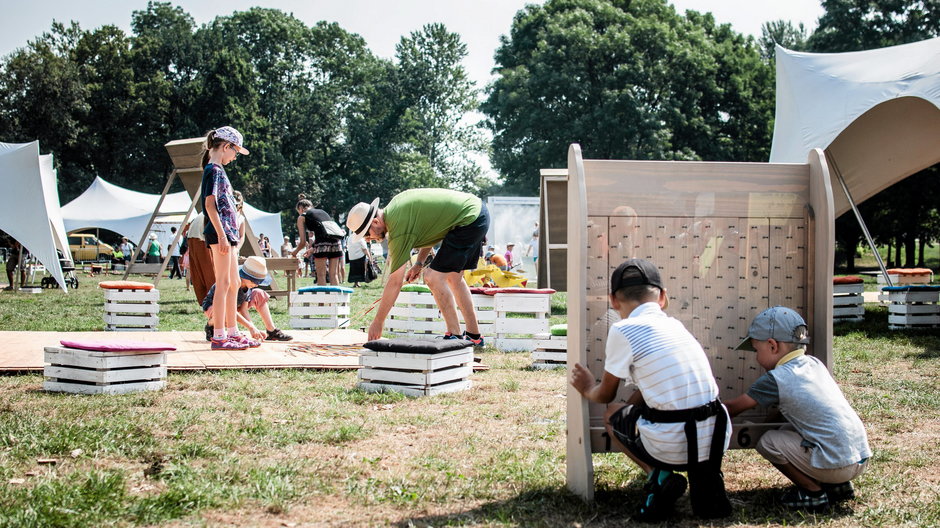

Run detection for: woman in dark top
[[291, 194, 344, 285]]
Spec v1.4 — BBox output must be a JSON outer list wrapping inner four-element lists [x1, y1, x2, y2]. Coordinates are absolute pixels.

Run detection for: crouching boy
[[202, 256, 293, 346], [724, 306, 870, 511], [569, 259, 732, 522]]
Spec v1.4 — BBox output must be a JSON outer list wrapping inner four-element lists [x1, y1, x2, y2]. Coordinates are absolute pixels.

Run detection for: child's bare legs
[[315, 257, 329, 285], [209, 243, 238, 338], [329, 256, 342, 285], [248, 290, 276, 332], [224, 254, 239, 331]]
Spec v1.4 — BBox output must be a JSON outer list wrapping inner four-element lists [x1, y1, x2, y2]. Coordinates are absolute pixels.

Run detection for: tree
[[396, 23, 488, 192], [482, 0, 774, 194], [759, 20, 809, 60], [808, 0, 940, 52]]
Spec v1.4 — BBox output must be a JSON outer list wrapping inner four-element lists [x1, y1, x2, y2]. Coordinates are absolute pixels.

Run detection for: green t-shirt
[[384, 188, 482, 271]]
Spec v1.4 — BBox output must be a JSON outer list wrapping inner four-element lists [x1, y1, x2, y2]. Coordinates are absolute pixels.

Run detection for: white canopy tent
[[769, 37, 940, 216], [0, 141, 70, 291], [61, 176, 285, 256]]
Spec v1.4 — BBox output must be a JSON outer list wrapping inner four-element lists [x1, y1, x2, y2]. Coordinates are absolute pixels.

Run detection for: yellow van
[[68, 233, 114, 262]]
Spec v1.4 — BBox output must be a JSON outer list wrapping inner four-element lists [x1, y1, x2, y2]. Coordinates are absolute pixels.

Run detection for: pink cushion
[[60, 340, 176, 352], [478, 287, 556, 296], [98, 281, 155, 290]]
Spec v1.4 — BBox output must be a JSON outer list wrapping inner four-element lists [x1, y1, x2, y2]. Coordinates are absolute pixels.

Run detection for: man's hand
[[569, 363, 595, 395], [368, 318, 384, 341], [404, 264, 423, 284]]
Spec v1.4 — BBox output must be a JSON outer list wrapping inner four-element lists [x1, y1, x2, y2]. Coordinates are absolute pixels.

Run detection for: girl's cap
[[215, 126, 249, 155]]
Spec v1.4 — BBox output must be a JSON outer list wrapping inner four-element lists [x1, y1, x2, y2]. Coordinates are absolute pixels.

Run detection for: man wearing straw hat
[[346, 189, 489, 345]]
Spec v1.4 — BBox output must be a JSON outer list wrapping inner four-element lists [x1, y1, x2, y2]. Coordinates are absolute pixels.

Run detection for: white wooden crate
[[833, 283, 865, 296], [879, 288, 940, 329], [494, 293, 551, 351], [357, 347, 473, 397], [103, 289, 160, 331], [387, 292, 495, 337], [531, 332, 568, 369], [43, 345, 167, 395], [289, 291, 351, 329]]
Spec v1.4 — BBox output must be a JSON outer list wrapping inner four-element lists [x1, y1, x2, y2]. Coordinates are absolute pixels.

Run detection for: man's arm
[[367, 264, 406, 340], [570, 363, 622, 404], [405, 247, 432, 283]]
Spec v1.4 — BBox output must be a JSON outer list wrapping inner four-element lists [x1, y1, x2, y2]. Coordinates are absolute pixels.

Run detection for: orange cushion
[[886, 268, 932, 275], [833, 276, 864, 284], [98, 281, 155, 290]]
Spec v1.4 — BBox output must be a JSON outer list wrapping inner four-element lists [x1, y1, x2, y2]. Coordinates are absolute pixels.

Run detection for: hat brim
[[736, 336, 755, 351], [239, 267, 271, 287], [349, 197, 380, 242], [234, 145, 249, 155]]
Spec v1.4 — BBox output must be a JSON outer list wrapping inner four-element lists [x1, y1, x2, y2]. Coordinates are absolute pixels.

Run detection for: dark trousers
[[169, 256, 182, 279]]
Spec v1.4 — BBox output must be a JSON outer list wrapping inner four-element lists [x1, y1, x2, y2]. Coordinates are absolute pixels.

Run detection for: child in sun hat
[[724, 306, 870, 512], [201, 126, 253, 350], [201, 256, 292, 344]]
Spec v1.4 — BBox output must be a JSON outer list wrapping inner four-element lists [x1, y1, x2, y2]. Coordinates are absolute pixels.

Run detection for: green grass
[[1, 274, 939, 526]]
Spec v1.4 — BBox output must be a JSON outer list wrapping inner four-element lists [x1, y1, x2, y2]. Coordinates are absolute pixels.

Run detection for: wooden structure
[[289, 289, 352, 329], [531, 333, 567, 369], [44, 345, 167, 395], [103, 288, 160, 331], [564, 144, 835, 500], [358, 346, 474, 397], [538, 169, 569, 290], [833, 278, 865, 323], [879, 286, 940, 329]]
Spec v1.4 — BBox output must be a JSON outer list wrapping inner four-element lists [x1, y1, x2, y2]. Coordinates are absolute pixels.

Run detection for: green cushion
[[550, 324, 567, 336], [401, 284, 432, 293]]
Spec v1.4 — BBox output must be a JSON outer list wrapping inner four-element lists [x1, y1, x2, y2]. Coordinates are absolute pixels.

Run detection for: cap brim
[[736, 336, 755, 351], [235, 145, 249, 155]]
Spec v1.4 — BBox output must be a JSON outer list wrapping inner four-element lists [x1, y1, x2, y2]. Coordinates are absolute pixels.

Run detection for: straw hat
[[239, 256, 271, 286], [346, 197, 380, 242]]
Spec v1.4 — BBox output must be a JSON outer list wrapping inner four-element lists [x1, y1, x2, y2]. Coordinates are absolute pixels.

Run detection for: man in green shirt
[[346, 189, 490, 344]]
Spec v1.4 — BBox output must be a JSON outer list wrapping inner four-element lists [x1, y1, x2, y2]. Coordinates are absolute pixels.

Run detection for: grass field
[[0, 273, 938, 527]]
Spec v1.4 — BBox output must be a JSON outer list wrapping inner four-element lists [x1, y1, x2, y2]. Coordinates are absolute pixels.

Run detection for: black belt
[[639, 399, 727, 467]]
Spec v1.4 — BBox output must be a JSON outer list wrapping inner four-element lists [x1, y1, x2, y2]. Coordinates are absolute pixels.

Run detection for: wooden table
[[265, 257, 300, 298]]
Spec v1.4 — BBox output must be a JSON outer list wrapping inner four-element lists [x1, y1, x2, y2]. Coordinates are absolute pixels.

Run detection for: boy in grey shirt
[[725, 306, 870, 511]]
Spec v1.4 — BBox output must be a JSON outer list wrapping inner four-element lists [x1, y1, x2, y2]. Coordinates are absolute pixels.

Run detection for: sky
[[0, 0, 826, 87]]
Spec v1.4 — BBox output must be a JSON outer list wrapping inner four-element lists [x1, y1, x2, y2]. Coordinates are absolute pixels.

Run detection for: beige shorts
[[756, 427, 868, 484]]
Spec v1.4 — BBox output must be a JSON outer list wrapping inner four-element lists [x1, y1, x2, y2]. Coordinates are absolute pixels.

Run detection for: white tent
[[769, 37, 940, 216], [0, 141, 70, 291], [61, 176, 285, 255]]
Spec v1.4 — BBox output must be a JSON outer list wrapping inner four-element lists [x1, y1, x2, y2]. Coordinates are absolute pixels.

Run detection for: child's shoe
[[231, 333, 262, 348], [634, 470, 687, 523], [461, 331, 485, 347], [204, 324, 213, 342], [211, 337, 247, 351], [780, 486, 829, 512], [265, 328, 293, 341], [821, 481, 855, 502]]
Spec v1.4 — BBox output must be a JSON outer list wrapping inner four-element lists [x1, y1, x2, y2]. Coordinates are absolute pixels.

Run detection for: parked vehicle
[[68, 233, 114, 262]]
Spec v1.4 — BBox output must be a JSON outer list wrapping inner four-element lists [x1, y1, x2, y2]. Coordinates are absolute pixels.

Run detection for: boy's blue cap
[[737, 306, 810, 351]]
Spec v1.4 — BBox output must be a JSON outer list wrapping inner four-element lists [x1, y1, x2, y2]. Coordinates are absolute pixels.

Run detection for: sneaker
[[634, 471, 687, 523], [266, 328, 294, 342], [211, 337, 248, 351], [440, 333, 462, 340], [461, 331, 485, 347], [822, 481, 855, 502], [204, 324, 213, 342], [780, 486, 829, 512], [231, 333, 262, 348]]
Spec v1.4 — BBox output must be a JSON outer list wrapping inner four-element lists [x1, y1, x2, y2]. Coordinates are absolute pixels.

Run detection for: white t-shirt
[[605, 302, 730, 465]]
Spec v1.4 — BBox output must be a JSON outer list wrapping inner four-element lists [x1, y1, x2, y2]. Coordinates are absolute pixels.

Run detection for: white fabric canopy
[[61, 176, 285, 255], [0, 141, 69, 291], [770, 37, 940, 216]]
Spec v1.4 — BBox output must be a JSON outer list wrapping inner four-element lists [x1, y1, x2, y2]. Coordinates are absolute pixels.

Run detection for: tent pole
[[826, 151, 892, 287]]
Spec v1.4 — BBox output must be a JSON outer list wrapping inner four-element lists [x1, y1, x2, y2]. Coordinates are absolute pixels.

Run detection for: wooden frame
[[564, 144, 835, 500], [539, 169, 569, 290]]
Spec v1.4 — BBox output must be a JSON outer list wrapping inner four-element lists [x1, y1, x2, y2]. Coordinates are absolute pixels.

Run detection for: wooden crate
[[877, 271, 932, 285], [103, 289, 160, 331], [43, 345, 166, 395], [289, 291, 351, 329], [879, 287, 940, 329], [833, 283, 865, 323], [387, 292, 496, 338], [531, 332, 568, 369], [358, 347, 474, 397], [494, 293, 551, 351]]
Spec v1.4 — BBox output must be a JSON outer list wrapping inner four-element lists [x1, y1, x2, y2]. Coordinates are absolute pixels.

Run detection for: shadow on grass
[[395, 485, 857, 527], [834, 305, 940, 360]]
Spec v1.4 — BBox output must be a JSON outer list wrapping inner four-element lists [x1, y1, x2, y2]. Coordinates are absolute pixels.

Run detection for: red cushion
[[60, 340, 175, 352], [98, 281, 155, 290], [886, 268, 932, 275], [833, 276, 864, 284]]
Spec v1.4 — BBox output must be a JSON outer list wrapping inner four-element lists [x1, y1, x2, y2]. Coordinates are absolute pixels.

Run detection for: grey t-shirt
[[748, 351, 871, 469]]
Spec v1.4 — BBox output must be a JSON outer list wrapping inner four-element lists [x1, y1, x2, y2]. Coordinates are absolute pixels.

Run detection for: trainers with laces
[[822, 481, 855, 502], [265, 328, 293, 341], [211, 337, 248, 351], [634, 470, 687, 523], [780, 486, 829, 512], [440, 333, 462, 340], [461, 331, 485, 347], [205, 324, 214, 342]]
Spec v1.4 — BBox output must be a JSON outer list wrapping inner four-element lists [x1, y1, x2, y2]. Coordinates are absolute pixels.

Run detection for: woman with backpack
[[291, 194, 345, 286]]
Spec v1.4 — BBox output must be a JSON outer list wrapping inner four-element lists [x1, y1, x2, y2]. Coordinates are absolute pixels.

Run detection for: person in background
[[292, 194, 344, 285], [180, 223, 191, 291], [346, 236, 369, 287], [264, 236, 273, 257], [186, 213, 214, 306], [118, 237, 133, 264], [4, 239, 24, 290], [145, 233, 162, 264], [504, 243, 515, 270], [168, 226, 183, 279], [280, 236, 293, 257]]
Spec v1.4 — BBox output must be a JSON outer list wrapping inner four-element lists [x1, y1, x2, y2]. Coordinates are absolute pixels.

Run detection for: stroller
[[41, 258, 79, 289]]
